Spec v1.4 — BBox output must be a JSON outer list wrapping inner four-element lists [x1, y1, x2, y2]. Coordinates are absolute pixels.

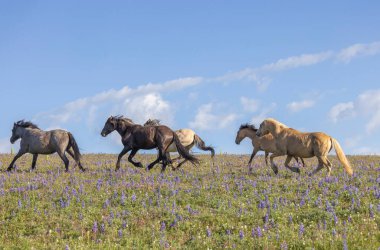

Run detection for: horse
[[7, 120, 85, 172], [256, 118, 353, 176], [100, 116, 199, 172], [143, 119, 215, 170], [235, 124, 305, 171]]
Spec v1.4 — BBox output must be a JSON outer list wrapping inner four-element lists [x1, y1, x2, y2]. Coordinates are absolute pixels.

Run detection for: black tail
[[68, 132, 81, 163], [172, 132, 199, 165], [193, 134, 215, 157]]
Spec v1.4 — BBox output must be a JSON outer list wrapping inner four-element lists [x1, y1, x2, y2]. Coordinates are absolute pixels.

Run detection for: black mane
[[144, 119, 161, 126], [16, 120, 40, 129], [114, 115, 134, 123], [239, 123, 257, 131]]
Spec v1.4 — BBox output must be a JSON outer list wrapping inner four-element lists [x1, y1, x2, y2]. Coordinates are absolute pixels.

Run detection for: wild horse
[[101, 116, 199, 172], [8, 120, 85, 172]]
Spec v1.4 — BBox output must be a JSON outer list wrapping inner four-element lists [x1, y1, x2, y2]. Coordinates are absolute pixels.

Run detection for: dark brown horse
[[8, 120, 85, 172], [100, 116, 199, 172], [144, 119, 215, 170]]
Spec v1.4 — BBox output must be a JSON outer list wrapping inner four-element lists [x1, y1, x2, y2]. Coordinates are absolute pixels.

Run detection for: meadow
[[0, 153, 379, 249]]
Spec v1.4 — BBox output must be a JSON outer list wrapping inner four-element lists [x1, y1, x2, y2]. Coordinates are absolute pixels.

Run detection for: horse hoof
[[137, 163, 144, 168], [294, 168, 301, 174], [6, 167, 12, 172]]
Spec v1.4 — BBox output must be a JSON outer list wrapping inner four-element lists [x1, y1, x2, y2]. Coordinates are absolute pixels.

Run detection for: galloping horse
[[256, 118, 353, 176], [101, 116, 199, 172], [144, 119, 215, 170], [235, 124, 305, 170], [7, 120, 85, 172]]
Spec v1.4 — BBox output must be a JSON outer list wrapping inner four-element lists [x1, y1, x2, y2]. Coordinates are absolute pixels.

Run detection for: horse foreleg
[[116, 146, 131, 171], [248, 148, 258, 167], [7, 150, 26, 171], [128, 149, 143, 168], [284, 156, 300, 174], [301, 158, 306, 168], [31, 154, 38, 171], [269, 152, 282, 175], [264, 151, 269, 167]]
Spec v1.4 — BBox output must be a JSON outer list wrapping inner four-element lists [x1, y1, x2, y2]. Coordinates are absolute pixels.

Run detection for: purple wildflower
[[239, 230, 244, 239], [118, 229, 123, 238], [92, 221, 98, 233], [257, 226, 262, 237], [131, 193, 136, 202], [206, 228, 212, 237], [299, 223, 304, 237], [160, 221, 166, 231]]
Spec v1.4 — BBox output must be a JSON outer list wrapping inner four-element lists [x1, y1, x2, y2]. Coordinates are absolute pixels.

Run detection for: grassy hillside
[[0, 154, 379, 249]]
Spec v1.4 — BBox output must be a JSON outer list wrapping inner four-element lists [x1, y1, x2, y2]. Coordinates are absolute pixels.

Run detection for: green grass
[[0, 153, 379, 249]]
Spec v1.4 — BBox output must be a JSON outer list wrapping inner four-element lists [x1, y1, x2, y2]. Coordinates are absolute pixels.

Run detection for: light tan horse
[[256, 118, 353, 176], [235, 124, 304, 172], [144, 119, 215, 169]]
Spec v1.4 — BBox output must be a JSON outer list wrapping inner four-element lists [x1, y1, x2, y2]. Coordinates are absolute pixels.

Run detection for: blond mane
[[266, 118, 289, 128]]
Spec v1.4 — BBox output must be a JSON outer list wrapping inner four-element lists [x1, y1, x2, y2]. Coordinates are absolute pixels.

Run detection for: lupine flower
[[92, 221, 98, 233], [118, 229, 123, 238], [299, 223, 304, 237], [131, 193, 136, 202], [257, 227, 262, 237], [100, 223, 105, 234], [160, 221, 166, 231], [239, 230, 244, 239], [206, 228, 211, 237]]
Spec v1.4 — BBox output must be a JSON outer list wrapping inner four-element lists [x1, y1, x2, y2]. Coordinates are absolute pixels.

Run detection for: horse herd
[[5, 116, 353, 176]]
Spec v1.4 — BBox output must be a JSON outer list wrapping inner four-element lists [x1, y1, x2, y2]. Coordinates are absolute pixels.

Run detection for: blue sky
[[1, 1, 380, 155]]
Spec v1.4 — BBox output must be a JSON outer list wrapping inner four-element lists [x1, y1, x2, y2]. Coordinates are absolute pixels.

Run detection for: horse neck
[[242, 129, 258, 142], [116, 120, 132, 136]]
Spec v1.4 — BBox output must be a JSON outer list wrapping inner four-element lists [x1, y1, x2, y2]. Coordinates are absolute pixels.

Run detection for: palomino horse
[[144, 119, 215, 170], [256, 118, 353, 176], [7, 120, 85, 172], [101, 116, 199, 172], [235, 124, 305, 170]]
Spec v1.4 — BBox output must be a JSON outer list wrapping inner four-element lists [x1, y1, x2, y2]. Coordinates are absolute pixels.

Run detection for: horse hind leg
[[128, 149, 143, 168], [57, 151, 70, 172], [309, 156, 325, 176], [284, 156, 300, 174]]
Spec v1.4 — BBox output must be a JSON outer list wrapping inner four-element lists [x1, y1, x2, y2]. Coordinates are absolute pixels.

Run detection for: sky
[[1, 1, 380, 155]]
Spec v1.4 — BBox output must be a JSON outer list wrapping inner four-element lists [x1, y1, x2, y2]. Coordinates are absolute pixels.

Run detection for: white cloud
[[240, 97, 260, 112], [328, 102, 355, 123], [336, 41, 380, 63], [34, 77, 202, 127], [260, 51, 333, 72], [329, 89, 380, 133], [189, 103, 238, 130], [287, 99, 315, 113]]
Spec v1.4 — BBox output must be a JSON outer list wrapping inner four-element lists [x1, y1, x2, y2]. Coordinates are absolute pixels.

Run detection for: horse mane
[[266, 118, 289, 128], [16, 120, 40, 130], [239, 123, 257, 132], [114, 115, 134, 124], [144, 119, 161, 126]]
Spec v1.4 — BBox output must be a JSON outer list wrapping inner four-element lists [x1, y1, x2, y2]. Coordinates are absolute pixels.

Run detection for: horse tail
[[331, 137, 353, 175], [172, 132, 199, 165], [68, 132, 81, 163], [193, 134, 215, 158]]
